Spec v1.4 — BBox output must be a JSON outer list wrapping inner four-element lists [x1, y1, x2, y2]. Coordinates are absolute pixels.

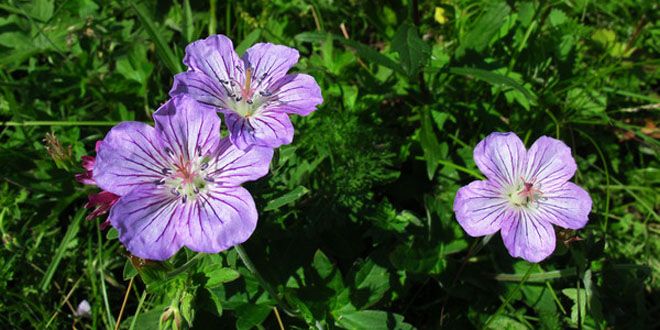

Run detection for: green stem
[[234, 245, 298, 317], [484, 263, 535, 327], [2, 121, 119, 126]]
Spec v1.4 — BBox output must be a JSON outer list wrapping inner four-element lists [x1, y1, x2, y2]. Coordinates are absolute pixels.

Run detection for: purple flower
[[453, 132, 592, 262], [93, 96, 273, 260], [170, 34, 323, 150]]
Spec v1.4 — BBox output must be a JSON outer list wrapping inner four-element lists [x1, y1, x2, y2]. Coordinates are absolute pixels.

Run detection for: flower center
[[220, 66, 276, 118], [156, 147, 214, 203], [506, 177, 543, 208]]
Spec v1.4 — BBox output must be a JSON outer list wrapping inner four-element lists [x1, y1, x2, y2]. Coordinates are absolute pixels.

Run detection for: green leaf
[[264, 185, 309, 211], [296, 32, 405, 75], [419, 108, 446, 180], [236, 29, 262, 55], [205, 267, 240, 288], [351, 260, 390, 308], [566, 88, 606, 114], [391, 22, 431, 77], [182, 0, 194, 43], [123, 259, 138, 280], [460, 1, 511, 52], [335, 310, 414, 330], [130, 3, 183, 74], [562, 288, 587, 326], [449, 67, 537, 104], [485, 315, 527, 330], [235, 303, 272, 330], [106, 228, 119, 240]]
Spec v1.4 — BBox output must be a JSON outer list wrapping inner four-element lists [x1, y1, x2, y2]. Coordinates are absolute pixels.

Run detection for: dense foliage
[[0, 0, 658, 328]]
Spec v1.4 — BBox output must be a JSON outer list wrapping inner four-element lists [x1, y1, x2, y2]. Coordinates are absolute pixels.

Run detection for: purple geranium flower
[[93, 95, 273, 260], [170, 34, 323, 150], [453, 132, 592, 262]]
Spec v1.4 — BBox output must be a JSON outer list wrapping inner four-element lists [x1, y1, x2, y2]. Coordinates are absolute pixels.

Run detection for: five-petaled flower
[[170, 34, 323, 150], [92, 95, 273, 260], [453, 132, 592, 262]]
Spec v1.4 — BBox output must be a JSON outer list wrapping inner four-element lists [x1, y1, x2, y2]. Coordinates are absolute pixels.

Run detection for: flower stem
[[234, 244, 298, 317]]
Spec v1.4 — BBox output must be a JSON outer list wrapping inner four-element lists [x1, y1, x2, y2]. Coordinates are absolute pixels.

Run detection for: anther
[[154, 178, 166, 185], [200, 163, 209, 170], [193, 187, 200, 194], [204, 176, 214, 183], [170, 188, 180, 196], [246, 99, 253, 104], [259, 90, 272, 97], [235, 96, 242, 102], [196, 146, 203, 157], [162, 168, 171, 175], [165, 147, 174, 157], [181, 195, 188, 203]]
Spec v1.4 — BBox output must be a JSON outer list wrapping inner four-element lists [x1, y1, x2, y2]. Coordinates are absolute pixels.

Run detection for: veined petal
[[154, 96, 221, 161], [183, 34, 243, 86], [207, 138, 273, 185], [266, 73, 323, 116], [453, 180, 511, 236], [538, 182, 592, 230], [500, 211, 556, 263], [224, 111, 293, 150], [93, 122, 168, 196], [170, 71, 230, 109], [179, 187, 258, 253], [473, 132, 526, 187], [524, 136, 577, 191], [109, 187, 183, 260], [242, 43, 299, 85]]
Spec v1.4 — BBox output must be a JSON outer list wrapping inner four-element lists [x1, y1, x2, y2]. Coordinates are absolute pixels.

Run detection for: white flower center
[[219, 66, 276, 118], [505, 178, 543, 208], [156, 147, 214, 202]]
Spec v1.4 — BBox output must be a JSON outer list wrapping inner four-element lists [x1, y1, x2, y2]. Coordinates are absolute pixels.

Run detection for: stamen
[[246, 99, 253, 104], [154, 178, 166, 185], [200, 162, 209, 170], [165, 147, 174, 157], [162, 168, 171, 175], [204, 176, 214, 183], [181, 195, 188, 203], [193, 187, 200, 194], [170, 188, 180, 196], [196, 146, 203, 157], [235, 96, 242, 102], [259, 90, 272, 97]]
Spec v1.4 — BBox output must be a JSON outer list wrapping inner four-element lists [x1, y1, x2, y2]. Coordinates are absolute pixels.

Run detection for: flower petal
[[224, 111, 293, 150], [153, 96, 221, 160], [170, 70, 230, 109], [266, 73, 323, 116], [93, 122, 168, 196], [207, 138, 273, 185], [453, 180, 511, 236], [524, 136, 577, 191], [183, 34, 243, 86], [538, 182, 592, 229], [179, 187, 258, 253], [500, 211, 556, 263], [109, 187, 183, 260], [473, 132, 526, 187], [242, 43, 299, 85]]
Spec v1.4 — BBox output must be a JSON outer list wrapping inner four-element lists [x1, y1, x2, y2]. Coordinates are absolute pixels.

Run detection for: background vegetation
[[0, 0, 658, 328]]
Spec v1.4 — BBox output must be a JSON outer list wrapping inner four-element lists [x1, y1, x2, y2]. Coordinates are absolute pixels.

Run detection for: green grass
[[0, 0, 658, 329]]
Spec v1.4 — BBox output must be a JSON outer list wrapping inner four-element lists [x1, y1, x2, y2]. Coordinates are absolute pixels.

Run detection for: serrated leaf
[[352, 260, 390, 308], [205, 267, 240, 288], [235, 303, 272, 330], [391, 22, 431, 77]]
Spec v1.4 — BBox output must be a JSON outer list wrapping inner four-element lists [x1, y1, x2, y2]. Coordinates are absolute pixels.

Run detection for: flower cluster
[[78, 35, 592, 264], [78, 35, 322, 260]]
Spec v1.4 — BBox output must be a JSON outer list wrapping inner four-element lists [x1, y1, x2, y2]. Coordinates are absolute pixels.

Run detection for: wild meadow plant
[[1, 1, 657, 329]]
